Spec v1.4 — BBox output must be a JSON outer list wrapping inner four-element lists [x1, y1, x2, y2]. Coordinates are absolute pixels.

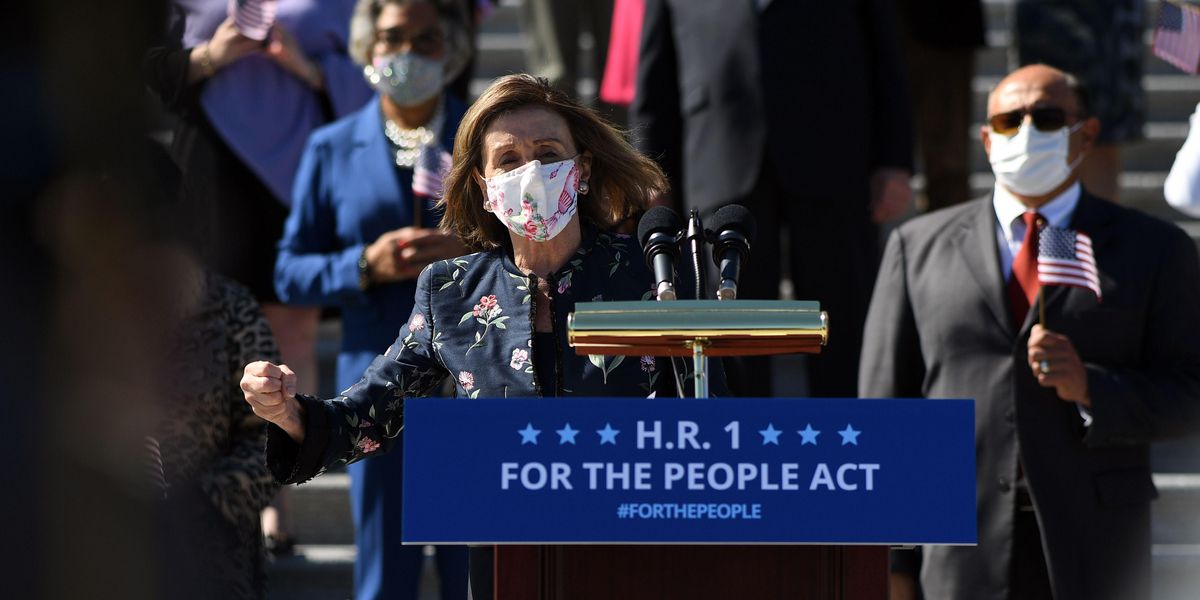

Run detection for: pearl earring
[[578, 180, 590, 196]]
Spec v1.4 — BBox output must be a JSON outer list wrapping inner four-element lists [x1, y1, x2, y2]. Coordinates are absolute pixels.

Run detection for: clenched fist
[[241, 361, 306, 443]]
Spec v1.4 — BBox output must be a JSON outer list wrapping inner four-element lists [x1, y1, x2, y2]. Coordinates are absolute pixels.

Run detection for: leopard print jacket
[[157, 272, 280, 599]]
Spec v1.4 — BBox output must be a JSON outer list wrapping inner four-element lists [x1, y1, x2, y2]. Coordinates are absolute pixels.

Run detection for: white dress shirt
[[993, 180, 1081, 281]]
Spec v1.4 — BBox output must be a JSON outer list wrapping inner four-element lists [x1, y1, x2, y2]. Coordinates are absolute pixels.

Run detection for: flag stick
[[1038, 286, 1046, 329]]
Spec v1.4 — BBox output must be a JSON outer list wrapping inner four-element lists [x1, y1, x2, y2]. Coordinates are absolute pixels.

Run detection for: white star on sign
[[838, 424, 861, 446], [556, 423, 579, 445], [518, 423, 541, 445], [597, 423, 620, 445], [759, 423, 782, 445], [798, 424, 820, 445]]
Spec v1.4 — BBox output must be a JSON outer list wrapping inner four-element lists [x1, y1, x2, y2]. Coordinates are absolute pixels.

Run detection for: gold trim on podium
[[567, 300, 828, 357]]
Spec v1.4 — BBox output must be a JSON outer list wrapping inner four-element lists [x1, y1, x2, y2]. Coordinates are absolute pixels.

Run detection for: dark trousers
[[1010, 500, 1054, 600], [900, 33, 975, 213], [721, 158, 879, 398]]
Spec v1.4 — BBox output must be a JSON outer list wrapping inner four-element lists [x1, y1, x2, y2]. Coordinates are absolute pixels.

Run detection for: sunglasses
[[987, 107, 1073, 136]]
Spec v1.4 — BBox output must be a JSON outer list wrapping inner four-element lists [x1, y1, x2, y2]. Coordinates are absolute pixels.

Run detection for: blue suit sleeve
[[274, 137, 367, 306], [267, 264, 448, 484]]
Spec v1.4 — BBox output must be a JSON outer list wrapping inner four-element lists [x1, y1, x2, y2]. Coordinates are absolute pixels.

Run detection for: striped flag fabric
[[412, 144, 454, 199], [1037, 226, 1101, 300], [1154, 0, 1200, 74], [228, 0, 277, 41]]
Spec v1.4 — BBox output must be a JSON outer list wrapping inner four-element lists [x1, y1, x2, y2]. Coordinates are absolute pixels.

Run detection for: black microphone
[[708, 204, 757, 300], [637, 206, 683, 301]]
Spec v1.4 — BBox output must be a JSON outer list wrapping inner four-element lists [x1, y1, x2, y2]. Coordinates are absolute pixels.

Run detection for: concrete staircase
[[268, 1, 1200, 598]]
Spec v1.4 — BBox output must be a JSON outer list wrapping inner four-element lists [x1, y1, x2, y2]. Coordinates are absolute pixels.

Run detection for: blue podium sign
[[401, 397, 976, 545]]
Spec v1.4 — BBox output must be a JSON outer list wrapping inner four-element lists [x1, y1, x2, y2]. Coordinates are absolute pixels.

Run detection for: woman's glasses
[[375, 26, 444, 56], [988, 107, 1072, 136]]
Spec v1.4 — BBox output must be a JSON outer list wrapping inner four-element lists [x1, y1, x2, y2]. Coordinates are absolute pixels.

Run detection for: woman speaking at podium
[[241, 73, 681, 594]]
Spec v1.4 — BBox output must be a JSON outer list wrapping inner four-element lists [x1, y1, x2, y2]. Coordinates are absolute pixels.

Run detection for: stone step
[[975, 36, 1190, 78], [469, 30, 1200, 124], [267, 544, 355, 600], [287, 472, 354, 546], [926, 170, 1200, 229], [1154, 435, 1200, 473], [267, 544, 449, 600], [982, 0, 1170, 31], [1152, 544, 1200, 600], [1154, 475, 1200, 545]]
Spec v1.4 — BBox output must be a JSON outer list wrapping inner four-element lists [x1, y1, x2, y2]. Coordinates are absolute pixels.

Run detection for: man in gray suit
[[859, 64, 1200, 600]]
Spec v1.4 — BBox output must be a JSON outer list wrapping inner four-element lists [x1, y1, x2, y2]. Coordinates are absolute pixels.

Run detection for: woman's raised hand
[[265, 23, 325, 89], [208, 17, 262, 71], [241, 361, 306, 443]]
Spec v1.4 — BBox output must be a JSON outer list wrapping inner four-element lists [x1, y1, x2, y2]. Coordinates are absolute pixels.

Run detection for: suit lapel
[[953, 198, 1012, 334], [353, 100, 407, 218]]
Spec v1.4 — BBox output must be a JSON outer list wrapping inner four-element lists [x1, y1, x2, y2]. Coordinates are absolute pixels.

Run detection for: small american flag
[[412, 145, 453, 199], [1038, 226, 1101, 300], [1154, 0, 1200, 74], [228, 0, 277, 41]]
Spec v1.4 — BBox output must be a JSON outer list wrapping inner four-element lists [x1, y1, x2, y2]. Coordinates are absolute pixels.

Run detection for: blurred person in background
[[1166, 101, 1200, 217], [633, 0, 914, 399], [6, 0, 171, 597], [520, 0, 624, 123], [133, 139, 281, 600], [897, 0, 986, 212], [862, 63, 1200, 600], [142, 0, 373, 555], [274, 0, 472, 597], [597, 0, 643, 110], [1013, 0, 1146, 202]]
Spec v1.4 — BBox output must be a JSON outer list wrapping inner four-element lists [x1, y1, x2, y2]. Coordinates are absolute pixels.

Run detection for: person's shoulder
[[306, 103, 373, 150], [419, 248, 505, 284], [1085, 191, 1180, 232], [208, 271, 255, 305], [1079, 190, 1195, 256], [206, 272, 265, 323], [893, 197, 984, 242]]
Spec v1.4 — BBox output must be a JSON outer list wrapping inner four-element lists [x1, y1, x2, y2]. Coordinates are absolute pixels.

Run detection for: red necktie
[[1007, 211, 1042, 328]]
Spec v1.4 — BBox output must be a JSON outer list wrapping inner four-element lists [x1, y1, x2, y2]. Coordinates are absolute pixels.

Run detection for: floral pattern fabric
[[482, 158, 580, 242], [270, 228, 702, 484]]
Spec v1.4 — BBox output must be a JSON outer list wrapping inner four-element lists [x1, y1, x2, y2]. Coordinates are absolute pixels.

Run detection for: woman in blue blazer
[[274, 1, 471, 598]]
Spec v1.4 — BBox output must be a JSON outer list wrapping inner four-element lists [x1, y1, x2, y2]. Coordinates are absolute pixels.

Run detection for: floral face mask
[[483, 157, 580, 242]]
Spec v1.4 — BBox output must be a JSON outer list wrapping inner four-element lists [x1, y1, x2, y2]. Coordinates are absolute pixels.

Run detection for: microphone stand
[[685, 209, 709, 397]]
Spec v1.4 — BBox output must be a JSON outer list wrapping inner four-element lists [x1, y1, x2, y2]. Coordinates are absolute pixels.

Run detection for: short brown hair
[[348, 0, 471, 79], [440, 74, 668, 250]]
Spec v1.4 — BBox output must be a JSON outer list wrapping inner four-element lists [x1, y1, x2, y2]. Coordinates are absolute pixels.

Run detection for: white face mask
[[988, 121, 1084, 197], [483, 158, 580, 242], [364, 51, 446, 107]]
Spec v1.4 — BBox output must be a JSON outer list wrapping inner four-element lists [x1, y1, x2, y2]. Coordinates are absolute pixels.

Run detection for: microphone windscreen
[[709, 203, 757, 245], [638, 205, 684, 246]]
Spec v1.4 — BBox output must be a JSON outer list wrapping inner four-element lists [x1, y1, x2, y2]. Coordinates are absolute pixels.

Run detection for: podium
[[495, 545, 886, 599], [498, 300, 879, 599], [399, 301, 975, 600]]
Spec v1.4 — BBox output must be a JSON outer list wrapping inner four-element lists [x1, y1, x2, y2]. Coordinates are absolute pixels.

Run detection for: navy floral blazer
[[269, 228, 713, 484]]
